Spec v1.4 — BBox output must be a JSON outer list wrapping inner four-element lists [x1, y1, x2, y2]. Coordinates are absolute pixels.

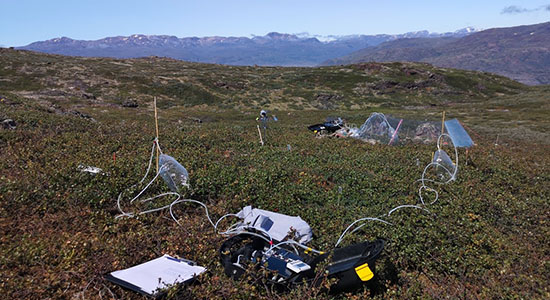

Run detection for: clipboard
[[105, 254, 206, 297]]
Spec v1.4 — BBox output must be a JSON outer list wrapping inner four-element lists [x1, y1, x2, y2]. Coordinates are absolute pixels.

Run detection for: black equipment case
[[219, 232, 384, 293]]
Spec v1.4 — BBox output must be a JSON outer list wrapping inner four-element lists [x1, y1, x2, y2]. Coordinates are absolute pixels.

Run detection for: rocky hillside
[[324, 22, 550, 85], [0, 48, 527, 113], [18, 29, 477, 67]]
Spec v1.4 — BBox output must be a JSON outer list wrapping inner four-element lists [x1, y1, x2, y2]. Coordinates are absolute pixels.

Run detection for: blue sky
[[1, 0, 549, 46]]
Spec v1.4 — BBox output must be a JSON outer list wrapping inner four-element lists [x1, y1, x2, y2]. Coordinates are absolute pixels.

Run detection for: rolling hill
[[0, 48, 527, 112]]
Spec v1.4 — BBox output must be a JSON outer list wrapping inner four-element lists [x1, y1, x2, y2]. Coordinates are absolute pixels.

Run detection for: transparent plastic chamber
[[339, 112, 440, 145], [433, 149, 457, 181], [332, 113, 473, 147], [159, 154, 190, 192], [424, 133, 458, 183], [349, 113, 396, 143]]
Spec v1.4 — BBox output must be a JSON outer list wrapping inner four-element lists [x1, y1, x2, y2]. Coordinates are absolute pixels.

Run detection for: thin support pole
[[257, 125, 264, 146], [441, 111, 446, 135], [154, 97, 160, 173]]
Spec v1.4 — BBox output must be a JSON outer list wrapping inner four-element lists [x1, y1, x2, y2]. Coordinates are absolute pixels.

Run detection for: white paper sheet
[[109, 254, 206, 295]]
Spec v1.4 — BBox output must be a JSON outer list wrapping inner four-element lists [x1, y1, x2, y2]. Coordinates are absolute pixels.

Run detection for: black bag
[[307, 122, 342, 134], [326, 240, 385, 293]]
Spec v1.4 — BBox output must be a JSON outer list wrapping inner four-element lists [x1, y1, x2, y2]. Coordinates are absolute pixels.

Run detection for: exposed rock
[[427, 72, 444, 83], [355, 63, 383, 73], [81, 93, 96, 100], [214, 81, 246, 90], [414, 123, 440, 144], [185, 116, 202, 123], [476, 83, 486, 91], [362, 72, 448, 95], [315, 93, 343, 102], [314, 93, 343, 109], [371, 80, 398, 90], [401, 80, 434, 90], [44, 103, 62, 114], [68, 110, 96, 122], [71, 79, 89, 90], [402, 67, 420, 76], [43, 89, 67, 97], [122, 99, 139, 108]]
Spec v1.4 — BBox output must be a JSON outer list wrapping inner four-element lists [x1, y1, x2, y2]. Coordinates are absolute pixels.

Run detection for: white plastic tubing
[[116, 140, 239, 230], [334, 133, 459, 247], [115, 140, 301, 251], [116, 134, 457, 253]]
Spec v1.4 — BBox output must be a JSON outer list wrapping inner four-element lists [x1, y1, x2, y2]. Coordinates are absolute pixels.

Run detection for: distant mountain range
[[17, 23, 550, 85], [324, 22, 550, 85], [18, 28, 477, 67]]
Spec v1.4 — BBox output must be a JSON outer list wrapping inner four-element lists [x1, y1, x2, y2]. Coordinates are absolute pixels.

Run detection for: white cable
[[214, 214, 241, 232], [139, 142, 156, 184], [418, 133, 459, 204], [420, 162, 455, 186], [264, 241, 301, 257], [221, 228, 273, 244], [335, 217, 391, 247], [418, 185, 439, 205], [139, 204, 174, 215], [227, 226, 274, 242], [217, 221, 242, 235], [139, 192, 179, 204], [130, 165, 167, 204], [116, 193, 134, 218], [265, 240, 325, 257], [115, 172, 171, 219], [235, 255, 244, 266], [118, 133, 459, 257], [336, 133, 459, 248], [218, 227, 323, 258], [155, 138, 164, 155], [169, 197, 274, 243], [118, 140, 319, 257], [169, 198, 216, 228], [115, 139, 173, 218], [116, 142, 157, 218], [387, 204, 430, 216], [436, 133, 459, 180]]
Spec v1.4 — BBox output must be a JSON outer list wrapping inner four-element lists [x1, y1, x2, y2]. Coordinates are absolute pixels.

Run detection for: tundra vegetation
[[1, 49, 549, 299]]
